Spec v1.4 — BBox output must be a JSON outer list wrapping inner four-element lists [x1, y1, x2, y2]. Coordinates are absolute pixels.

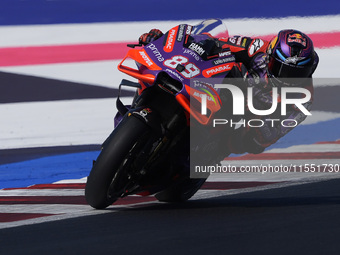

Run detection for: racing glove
[[139, 29, 163, 45]]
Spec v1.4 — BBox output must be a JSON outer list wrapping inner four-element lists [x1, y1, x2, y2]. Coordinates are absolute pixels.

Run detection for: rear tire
[[85, 116, 153, 209]]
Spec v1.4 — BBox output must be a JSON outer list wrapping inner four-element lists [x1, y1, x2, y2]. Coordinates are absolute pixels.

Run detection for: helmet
[[267, 30, 316, 81]]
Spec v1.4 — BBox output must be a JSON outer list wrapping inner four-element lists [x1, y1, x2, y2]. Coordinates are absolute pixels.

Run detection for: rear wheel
[[85, 115, 156, 209]]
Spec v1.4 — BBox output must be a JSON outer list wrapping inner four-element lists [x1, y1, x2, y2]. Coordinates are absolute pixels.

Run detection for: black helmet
[[267, 29, 317, 83]]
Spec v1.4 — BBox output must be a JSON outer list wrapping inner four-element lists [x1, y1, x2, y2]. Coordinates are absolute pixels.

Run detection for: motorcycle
[[85, 19, 238, 209]]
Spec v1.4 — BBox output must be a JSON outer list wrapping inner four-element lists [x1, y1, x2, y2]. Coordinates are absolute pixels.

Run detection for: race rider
[[138, 27, 319, 155]]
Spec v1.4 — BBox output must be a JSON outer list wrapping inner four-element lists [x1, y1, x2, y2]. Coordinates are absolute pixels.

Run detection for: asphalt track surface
[[1, 178, 340, 255]]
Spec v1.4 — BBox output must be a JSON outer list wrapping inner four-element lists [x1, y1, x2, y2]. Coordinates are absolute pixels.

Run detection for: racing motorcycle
[[85, 19, 239, 209]]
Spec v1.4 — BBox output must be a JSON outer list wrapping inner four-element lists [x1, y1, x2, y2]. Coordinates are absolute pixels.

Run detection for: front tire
[[85, 115, 153, 209], [155, 178, 206, 202]]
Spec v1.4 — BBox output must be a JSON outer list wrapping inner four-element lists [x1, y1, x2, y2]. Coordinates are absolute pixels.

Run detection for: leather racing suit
[[216, 35, 318, 154]]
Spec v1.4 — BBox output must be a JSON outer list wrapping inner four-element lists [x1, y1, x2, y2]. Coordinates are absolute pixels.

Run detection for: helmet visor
[[268, 56, 312, 78]]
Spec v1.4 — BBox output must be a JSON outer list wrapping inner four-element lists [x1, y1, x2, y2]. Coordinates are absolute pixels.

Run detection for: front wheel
[[85, 115, 156, 209]]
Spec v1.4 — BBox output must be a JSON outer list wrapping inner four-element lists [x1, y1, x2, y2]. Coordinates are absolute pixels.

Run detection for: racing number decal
[[164, 55, 188, 68], [182, 63, 200, 78], [164, 55, 200, 78]]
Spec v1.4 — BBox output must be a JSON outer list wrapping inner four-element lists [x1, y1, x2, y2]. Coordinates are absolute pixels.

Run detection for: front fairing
[[118, 19, 234, 125]]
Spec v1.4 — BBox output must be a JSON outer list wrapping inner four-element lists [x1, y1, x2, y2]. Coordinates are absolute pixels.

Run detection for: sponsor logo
[[164, 27, 178, 53], [218, 51, 231, 57], [192, 80, 214, 89], [241, 38, 247, 47], [284, 55, 306, 64], [177, 24, 186, 42], [236, 36, 242, 46], [228, 37, 236, 44], [165, 68, 184, 81], [248, 38, 264, 56], [139, 51, 153, 66], [183, 49, 200, 61], [193, 91, 215, 102], [146, 43, 164, 62], [134, 108, 152, 122], [194, 86, 220, 116], [213, 56, 235, 65], [186, 25, 192, 35], [188, 43, 205, 56], [202, 64, 232, 78], [287, 33, 307, 47]]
